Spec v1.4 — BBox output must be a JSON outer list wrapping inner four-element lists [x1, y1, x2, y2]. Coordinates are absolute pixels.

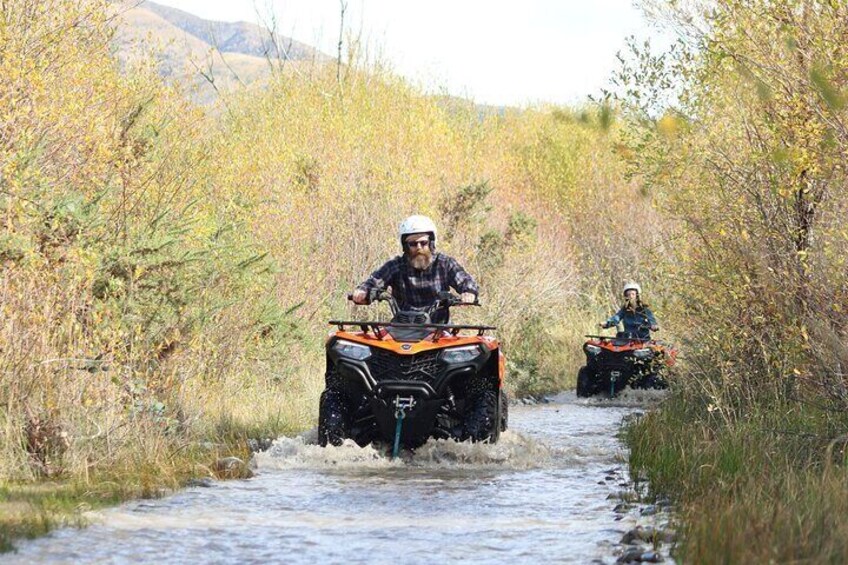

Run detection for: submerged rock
[[213, 456, 254, 479], [247, 438, 274, 453], [655, 496, 673, 508], [640, 505, 658, 516], [621, 526, 659, 544], [616, 547, 664, 563], [616, 547, 645, 563]]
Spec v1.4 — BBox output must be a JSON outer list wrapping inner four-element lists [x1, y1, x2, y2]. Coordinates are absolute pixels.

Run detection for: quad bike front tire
[[500, 390, 509, 432], [638, 373, 668, 390], [318, 389, 351, 447], [463, 389, 500, 442], [576, 366, 594, 398]]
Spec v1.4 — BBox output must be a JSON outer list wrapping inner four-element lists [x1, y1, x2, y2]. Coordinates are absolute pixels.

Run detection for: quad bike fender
[[498, 349, 506, 388], [332, 358, 374, 392]]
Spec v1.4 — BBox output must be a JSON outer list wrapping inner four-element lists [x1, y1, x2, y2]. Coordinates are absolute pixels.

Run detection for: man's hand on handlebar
[[351, 289, 369, 305], [460, 292, 476, 304], [350, 288, 392, 304]]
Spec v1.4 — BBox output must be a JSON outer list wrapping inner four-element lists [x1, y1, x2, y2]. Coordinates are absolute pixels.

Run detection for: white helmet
[[623, 281, 641, 296], [398, 215, 437, 249]]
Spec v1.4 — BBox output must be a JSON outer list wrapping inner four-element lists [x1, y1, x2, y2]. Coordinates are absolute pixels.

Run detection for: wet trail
[[7, 391, 664, 564]]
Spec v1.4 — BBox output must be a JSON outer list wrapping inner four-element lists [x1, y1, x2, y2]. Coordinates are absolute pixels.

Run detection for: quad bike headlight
[[633, 348, 654, 359], [441, 345, 482, 364], [585, 344, 602, 356], [333, 339, 372, 360]]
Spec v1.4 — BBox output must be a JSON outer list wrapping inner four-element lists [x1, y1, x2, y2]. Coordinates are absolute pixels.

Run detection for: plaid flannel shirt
[[357, 252, 478, 323]]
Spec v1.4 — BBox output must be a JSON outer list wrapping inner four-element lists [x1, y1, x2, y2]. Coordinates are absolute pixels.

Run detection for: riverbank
[[0, 423, 288, 552], [626, 388, 848, 562]]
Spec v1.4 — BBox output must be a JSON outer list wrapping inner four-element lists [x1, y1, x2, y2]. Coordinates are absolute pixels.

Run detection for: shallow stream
[[7, 391, 666, 564]]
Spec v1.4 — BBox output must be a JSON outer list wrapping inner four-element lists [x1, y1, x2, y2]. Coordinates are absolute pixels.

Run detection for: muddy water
[[7, 391, 663, 564]]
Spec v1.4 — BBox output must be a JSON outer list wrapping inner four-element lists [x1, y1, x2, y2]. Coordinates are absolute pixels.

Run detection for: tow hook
[[610, 371, 621, 398], [392, 396, 416, 459]]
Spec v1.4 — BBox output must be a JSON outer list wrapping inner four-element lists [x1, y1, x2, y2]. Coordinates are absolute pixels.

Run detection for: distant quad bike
[[318, 290, 508, 454], [577, 329, 678, 398]]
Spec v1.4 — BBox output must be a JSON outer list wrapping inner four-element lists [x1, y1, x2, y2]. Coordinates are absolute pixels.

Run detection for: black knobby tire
[[500, 390, 509, 432], [349, 396, 380, 447], [434, 401, 460, 441], [576, 366, 594, 398], [639, 373, 668, 390], [463, 389, 499, 442], [318, 389, 351, 447]]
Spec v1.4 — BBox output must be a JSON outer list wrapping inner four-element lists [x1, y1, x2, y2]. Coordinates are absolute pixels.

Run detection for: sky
[[149, 0, 668, 108]]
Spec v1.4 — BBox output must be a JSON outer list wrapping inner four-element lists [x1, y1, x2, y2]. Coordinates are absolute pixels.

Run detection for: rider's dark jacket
[[356, 252, 478, 324], [604, 304, 657, 339]]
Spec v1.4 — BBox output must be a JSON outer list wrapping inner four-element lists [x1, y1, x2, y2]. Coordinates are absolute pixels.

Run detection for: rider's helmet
[[399, 215, 437, 251], [623, 281, 641, 296]]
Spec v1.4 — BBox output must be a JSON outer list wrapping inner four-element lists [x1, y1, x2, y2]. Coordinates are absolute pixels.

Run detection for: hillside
[[139, 1, 319, 61], [112, 1, 329, 100]]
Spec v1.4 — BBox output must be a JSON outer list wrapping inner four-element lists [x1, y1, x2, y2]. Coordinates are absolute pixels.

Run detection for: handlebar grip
[[347, 293, 354, 301]]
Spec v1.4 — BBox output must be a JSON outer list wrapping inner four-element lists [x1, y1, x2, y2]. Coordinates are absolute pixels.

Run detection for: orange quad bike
[[577, 328, 678, 398], [318, 290, 507, 455]]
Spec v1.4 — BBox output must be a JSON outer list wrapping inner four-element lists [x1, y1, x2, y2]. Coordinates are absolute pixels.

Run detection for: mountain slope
[[139, 1, 321, 61], [112, 1, 329, 102]]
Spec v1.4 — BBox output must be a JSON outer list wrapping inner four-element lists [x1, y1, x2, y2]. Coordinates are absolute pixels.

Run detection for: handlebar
[[347, 290, 479, 308], [347, 289, 393, 303], [599, 321, 658, 331], [437, 291, 480, 307]]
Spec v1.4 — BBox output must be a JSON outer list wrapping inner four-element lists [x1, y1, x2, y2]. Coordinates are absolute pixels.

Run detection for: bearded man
[[351, 215, 477, 323]]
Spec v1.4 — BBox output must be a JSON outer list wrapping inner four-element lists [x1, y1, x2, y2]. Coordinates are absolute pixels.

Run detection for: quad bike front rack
[[329, 320, 497, 340]]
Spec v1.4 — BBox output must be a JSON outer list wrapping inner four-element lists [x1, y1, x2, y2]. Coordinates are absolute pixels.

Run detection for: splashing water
[[7, 391, 660, 564], [255, 429, 552, 472]]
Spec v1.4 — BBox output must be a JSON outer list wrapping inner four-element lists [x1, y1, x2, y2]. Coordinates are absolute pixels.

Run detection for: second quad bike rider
[[350, 215, 478, 320], [600, 282, 658, 339]]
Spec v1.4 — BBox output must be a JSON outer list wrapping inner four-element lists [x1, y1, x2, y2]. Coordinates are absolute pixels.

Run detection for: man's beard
[[407, 248, 433, 270]]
